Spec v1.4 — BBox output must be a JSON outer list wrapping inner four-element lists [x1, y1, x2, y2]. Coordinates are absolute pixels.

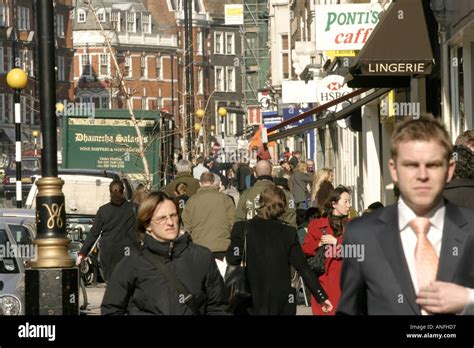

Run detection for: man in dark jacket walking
[[77, 180, 140, 282]]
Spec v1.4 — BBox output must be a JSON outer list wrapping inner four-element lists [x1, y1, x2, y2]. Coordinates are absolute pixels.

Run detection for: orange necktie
[[410, 217, 439, 291]]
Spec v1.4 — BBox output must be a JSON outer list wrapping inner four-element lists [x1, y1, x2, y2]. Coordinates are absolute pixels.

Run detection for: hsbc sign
[[316, 75, 352, 112]]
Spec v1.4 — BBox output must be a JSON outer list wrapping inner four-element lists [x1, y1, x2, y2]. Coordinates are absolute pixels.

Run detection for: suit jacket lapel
[[377, 205, 420, 314], [437, 202, 469, 282]]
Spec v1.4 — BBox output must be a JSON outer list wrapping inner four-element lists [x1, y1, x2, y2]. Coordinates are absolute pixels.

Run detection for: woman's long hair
[[322, 185, 350, 237], [311, 168, 332, 202]]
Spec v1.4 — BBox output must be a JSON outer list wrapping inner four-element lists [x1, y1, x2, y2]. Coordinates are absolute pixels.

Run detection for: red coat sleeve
[[302, 219, 324, 256]]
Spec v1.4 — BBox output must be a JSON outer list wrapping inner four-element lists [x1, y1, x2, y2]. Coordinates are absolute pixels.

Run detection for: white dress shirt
[[398, 198, 474, 314]]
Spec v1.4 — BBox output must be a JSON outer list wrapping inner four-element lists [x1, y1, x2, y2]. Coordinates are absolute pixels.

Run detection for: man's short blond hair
[[391, 116, 453, 161]]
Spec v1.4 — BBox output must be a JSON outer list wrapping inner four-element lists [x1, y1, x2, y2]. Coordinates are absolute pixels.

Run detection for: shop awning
[[268, 88, 391, 142], [346, 0, 434, 88]]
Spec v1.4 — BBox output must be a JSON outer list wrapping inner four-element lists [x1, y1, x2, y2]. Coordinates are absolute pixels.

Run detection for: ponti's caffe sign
[[315, 3, 383, 51]]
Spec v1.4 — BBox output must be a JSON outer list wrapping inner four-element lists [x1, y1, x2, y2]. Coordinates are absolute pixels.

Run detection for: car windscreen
[[0, 229, 20, 274], [8, 159, 40, 171]]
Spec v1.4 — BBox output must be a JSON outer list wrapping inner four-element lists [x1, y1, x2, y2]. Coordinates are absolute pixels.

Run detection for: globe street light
[[6, 68, 28, 208]]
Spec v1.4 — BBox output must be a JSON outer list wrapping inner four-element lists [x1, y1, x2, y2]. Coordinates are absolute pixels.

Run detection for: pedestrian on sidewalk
[[226, 185, 333, 315], [302, 185, 351, 315], [289, 162, 313, 209], [101, 191, 228, 315], [76, 180, 140, 282], [311, 168, 334, 208]]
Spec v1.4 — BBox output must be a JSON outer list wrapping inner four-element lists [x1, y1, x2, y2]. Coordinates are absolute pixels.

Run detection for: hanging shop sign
[[316, 75, 352, 112]]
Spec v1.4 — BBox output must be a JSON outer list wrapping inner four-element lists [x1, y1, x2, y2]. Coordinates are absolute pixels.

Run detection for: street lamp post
[[6, 68, 28, 208], [24, 0, 77, 316], [32, 130, 39, 156], [218, 107, 227, 164]]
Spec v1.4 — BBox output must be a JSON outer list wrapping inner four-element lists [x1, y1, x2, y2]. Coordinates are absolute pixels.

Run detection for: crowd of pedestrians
[[83, 118, 474, 316]]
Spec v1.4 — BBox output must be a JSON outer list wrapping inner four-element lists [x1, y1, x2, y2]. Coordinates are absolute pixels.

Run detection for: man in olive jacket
[[165, 159, 201, 197], [182, 172, 235, 259], [235, 160, 296, 227]]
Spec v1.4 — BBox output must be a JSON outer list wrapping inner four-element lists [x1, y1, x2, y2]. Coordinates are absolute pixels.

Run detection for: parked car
[[3, 157, 41, 204], [0, 220, 25, 315], [0, 209, 36, 247]]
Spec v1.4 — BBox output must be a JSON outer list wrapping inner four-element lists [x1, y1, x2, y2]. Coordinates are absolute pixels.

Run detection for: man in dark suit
[[337, 117, 474, 315]]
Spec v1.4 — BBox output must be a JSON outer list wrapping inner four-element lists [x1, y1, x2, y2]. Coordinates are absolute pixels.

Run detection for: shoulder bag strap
[[142, 248, 201, 315]]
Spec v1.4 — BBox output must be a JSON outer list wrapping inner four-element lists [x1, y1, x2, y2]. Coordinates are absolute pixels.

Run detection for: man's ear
[[388, 158, 398, 184], [446, 159, 456, 183]]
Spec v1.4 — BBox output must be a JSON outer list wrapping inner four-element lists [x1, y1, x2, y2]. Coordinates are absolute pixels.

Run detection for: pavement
[[81, 283, 313, 315]]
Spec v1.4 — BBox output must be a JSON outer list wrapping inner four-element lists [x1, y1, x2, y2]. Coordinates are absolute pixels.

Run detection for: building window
[[142, 13, 151, 33], [214, 32, 223, 54], [0, 94, 4, 123], [127, 12, 135, 32], [169, 0, 182, 11], [281, 34, 289, 79], [197, 66, 203, 94], [141, 97, 147, 110], [225, 33, 234, 55], [215, 66, 224, 91], [6, 47, 12, 71], [57, 56, 65, 81], [111, 11, 121, 31], [226, 112, 237, 135], [18, 7, 30, 30], [226, 67, 235, 92], [56, 14, 65, 38], [196, 31, 202, 55], [20, 96, 27, 124], [100, 96, 109, 108], [100, 54, 109, 76], [97, 9, 106, 22], [124, 55, 132, 78], [192, 0, 203, 13], [77, 9, 86, 23], [81, 54, 91, 76], [28, 50, 34, 77], [0, 47, 4, 73], [140, 56, 147, 78], [0, 3, 9, 27], [155, 56, 162, 79]]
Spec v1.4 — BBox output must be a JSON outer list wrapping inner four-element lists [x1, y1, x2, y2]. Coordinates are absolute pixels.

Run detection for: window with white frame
[[126, 12, 135, 32], [7, 94, 13, 123], [100, 54, 109, 76], [281, 34, 290, 79], [124, 55, 132, 77], [147, 98, 157, 110], [214, 32, 223, 54], [140, 56, 147, 78], [215, 66, 224, 91], [80, 96, 92, 104], [196, 31, 202, 55], [56, 14, 65, 38], [0, 3, 9, 27], [155, 55, 162, 79], [77, 9, 86, 23], [81, 54, 91, 76], [141, 13, 151, 33], [0, 46, 4, 73], [28, 50, 34, 76], [100, 96, 110, 108], [20, 96, 27, 124], [29, 97, 35, 125], [18, 49, 26, 71], [192, 0, 203, 13], [97, 9, 106, 22], [0, 94, 4, 123], [197, 66, 203, 94], [18, 7, 30, 30], [226, 112, 237, 135], [6, 47, 12, 71], [57, 56, 65, 81], [141, 97, 147, 110], [226, 67, 235, 92], [225, 33, 234, 55], [111, 10, 121, 31]]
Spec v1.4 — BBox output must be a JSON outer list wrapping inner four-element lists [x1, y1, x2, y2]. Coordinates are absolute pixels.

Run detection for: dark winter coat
[[80, 201, 139, 282], [101, 233, 229, 315], [225, 217, 328, 315], [289, 171, 313, 204], [443, 178, 474, 210], [164, 172, 201, 197]]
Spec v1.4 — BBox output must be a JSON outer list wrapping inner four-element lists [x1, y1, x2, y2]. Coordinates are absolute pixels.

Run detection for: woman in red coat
[[302, 185, 351, 315]]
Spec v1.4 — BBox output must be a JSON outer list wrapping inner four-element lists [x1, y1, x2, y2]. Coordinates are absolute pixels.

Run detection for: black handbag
[[224, 222, 252, 314], [307, 227, 327, 276]]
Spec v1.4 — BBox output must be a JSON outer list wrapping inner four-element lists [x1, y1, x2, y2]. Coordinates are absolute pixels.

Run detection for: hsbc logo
[[316, 75, 352, 112]]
